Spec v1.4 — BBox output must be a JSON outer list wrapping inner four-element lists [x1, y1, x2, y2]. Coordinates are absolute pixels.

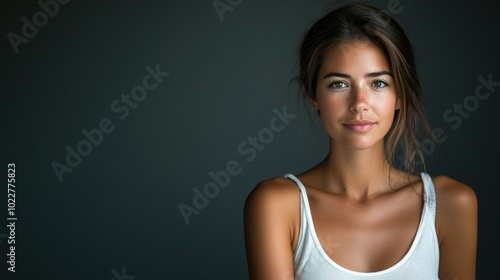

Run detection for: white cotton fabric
[[284, 172, 439, 280]]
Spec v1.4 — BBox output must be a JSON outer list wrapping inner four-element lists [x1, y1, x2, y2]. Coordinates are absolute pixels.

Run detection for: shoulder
[[243, 175, 301, 246], [430, 175, 478, 277], [431, 175, 478, 239], [244, 176, 300, 212], [431, 175, 477, 210], [244, 176, 300, 278]]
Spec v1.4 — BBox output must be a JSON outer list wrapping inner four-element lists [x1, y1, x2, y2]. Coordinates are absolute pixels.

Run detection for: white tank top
[[284, 172, 440, 280]]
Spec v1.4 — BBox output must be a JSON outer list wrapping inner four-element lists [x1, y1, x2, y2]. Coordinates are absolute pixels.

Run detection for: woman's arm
[[435, 176, 478, 280], [244, 179, 298, 280]]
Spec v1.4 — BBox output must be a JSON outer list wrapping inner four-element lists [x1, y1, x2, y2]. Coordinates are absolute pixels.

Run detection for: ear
[[395, 98, 401, 110], [309, 93, 320, 111]]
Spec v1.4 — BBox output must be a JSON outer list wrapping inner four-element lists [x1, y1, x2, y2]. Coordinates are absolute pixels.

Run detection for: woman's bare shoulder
[[244, 176, 301, 278], [243, 175, 301, 246], [245, 176, 300, 209], [431, 175, 477, 209], [431, 175, 478, 277], [431, 175, 478, 239]]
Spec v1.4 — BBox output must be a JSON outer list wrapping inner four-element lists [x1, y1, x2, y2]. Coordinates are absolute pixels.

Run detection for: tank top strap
[[284, 174, 310, 208], [285, 174, 306, 192], [420, 172, 437, 222], [284, 173, 309, 256]]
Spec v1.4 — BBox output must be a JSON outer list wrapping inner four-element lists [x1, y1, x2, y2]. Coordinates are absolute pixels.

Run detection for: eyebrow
[[323, 71, 393, 79]]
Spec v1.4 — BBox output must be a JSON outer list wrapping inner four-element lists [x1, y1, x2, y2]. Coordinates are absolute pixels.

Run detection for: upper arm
[[435, 176, 478, 280], [243, 179, 298, 280]]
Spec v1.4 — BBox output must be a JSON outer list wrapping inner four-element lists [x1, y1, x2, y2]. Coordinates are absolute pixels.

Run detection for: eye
[[329, 81, 348, 89], [371, 80, 388, 88]]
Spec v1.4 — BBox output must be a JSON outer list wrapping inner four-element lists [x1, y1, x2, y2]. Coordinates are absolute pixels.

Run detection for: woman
[[244, 2, 477, 280]]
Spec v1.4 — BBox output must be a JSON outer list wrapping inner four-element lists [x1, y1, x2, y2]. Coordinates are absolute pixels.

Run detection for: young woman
[[244, 3, 477, 280]]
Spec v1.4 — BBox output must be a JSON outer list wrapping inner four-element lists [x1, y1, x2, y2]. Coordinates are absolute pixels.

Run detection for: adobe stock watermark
[[212, 0, 243, 22], [51, 64, 170, 183], [110, 267, 135, 280], [396, 73, 499, 168], [7, 0, 71, 54], [178, 106, 297, 225]]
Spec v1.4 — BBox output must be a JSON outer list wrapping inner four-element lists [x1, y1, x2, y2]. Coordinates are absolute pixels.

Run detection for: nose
[[349, 85, 369, 113]]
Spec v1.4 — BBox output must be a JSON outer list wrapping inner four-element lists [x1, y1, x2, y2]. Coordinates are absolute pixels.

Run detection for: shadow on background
[[1, 0, 498, 279]]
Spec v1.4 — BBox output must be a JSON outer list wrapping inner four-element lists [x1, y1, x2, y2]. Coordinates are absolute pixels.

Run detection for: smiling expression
[[311, 40, 400, 150]]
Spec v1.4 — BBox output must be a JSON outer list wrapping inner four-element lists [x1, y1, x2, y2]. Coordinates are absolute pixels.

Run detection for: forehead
[[319, 41, 390, 75]]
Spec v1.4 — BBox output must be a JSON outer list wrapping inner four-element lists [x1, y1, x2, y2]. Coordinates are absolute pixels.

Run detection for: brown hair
[[296, 2, 438, 174]]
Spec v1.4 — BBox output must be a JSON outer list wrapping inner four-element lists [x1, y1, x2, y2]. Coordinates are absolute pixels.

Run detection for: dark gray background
[[1, 0, 498, 279]]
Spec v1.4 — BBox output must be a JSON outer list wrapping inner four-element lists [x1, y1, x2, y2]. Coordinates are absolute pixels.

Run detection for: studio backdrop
[[1, 0, 498, 279]]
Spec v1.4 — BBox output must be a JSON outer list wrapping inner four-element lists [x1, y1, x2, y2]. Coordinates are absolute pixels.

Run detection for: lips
[[343, 120, 376, 132]]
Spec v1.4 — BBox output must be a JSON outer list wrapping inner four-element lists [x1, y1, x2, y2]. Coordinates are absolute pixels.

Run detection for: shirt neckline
[[290, 173, 428, 276]]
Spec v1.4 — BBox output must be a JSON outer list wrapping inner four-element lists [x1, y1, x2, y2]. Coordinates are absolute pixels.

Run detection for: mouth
[[343, 120, 376, 132]]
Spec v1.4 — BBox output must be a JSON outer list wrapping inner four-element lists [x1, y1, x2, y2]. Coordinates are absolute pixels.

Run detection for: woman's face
[[311, 40, 399, 150]]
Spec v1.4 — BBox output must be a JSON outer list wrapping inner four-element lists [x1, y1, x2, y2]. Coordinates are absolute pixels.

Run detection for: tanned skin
[[244, 41, 477, 280]]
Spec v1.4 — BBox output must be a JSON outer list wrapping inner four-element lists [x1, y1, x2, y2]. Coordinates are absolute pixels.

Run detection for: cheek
[[316, 96, 347, 131], [373, 96, 398, 126], [377, 95, 398, 113], [317, 95, 345, 115]]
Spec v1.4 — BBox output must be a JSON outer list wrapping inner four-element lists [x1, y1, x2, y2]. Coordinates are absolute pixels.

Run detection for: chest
[[305, 189, 424, 272]]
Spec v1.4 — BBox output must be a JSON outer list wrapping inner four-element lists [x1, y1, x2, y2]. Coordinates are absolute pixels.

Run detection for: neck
[[317, 140, 396, 200]]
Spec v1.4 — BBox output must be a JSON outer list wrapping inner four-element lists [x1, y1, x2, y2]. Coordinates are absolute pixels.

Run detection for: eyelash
[[328, 80, 389, 89], [329, 81, 348, 89], [372, 80, 389, 88]]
